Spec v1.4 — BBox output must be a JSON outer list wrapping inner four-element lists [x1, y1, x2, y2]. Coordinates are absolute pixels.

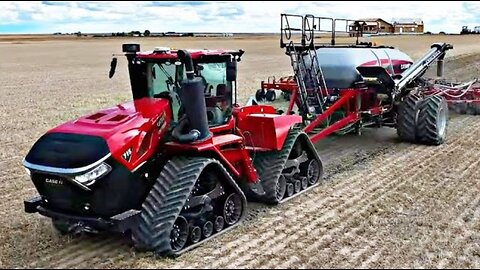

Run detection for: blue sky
[[1, 1, 479, 34]]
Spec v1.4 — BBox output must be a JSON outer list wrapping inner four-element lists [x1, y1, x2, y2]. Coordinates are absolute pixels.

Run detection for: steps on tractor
[[165, 134, 244, 151]]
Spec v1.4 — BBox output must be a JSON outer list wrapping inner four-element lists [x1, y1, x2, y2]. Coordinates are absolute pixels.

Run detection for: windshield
[[145, 61, 233, 126], [147, 62, 183, 97], [197, 62, 227, 94]]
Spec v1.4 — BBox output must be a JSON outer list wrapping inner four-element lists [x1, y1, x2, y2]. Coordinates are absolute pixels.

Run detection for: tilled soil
[[0, 35, 479, 268]]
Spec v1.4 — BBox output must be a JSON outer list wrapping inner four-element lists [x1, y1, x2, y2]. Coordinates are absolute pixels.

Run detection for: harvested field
[[0, 35, 479, 268]]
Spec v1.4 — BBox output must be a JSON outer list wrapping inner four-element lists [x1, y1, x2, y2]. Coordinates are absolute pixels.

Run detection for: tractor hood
[[24, 98, 171, 172]]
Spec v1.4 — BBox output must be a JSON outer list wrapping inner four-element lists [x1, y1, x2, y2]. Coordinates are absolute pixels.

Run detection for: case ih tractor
[[22, 44, 323, 256], [22, 13, 460, 257]]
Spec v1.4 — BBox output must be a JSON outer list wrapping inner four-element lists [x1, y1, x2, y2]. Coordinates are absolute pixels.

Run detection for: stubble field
[[0, 34, 479, 268]]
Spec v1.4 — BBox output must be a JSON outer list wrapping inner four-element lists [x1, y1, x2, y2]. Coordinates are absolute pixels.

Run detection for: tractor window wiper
[[158, 64, 178, 89]]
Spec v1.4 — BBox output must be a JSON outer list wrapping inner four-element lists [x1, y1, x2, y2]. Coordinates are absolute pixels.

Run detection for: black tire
[[417, 95, 449, 145], [265, 90, 276, 102], [453, 103, 467, 114], [52, 218, 71, 235], [466, 104, 479, 115], [397, 94, 422, 142], [255, 89, 265, 102], [282, 91, 291, 101]]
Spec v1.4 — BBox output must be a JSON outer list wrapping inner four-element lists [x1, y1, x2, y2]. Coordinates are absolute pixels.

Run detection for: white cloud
[[0, 1, 479, 33]]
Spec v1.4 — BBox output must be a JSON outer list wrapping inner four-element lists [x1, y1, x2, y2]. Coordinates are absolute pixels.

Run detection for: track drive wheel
[[397, 94, 422, 142], [417, 95, 448, 145]]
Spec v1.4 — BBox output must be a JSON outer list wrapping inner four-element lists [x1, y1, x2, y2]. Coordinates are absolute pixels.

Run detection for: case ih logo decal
[[45, 178, 64, 185], [122, 147, 132, 162], [401, 63, 411, 70]]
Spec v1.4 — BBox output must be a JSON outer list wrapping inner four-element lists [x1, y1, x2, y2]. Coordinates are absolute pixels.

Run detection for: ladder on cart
[[281, 14, 330, 119]]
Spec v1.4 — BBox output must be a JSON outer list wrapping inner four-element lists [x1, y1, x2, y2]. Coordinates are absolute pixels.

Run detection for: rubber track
[[252, 127, 323, 204], [397, 94, 421, 142], [131, 156, 246, 256], [417, 95, 448, 145]]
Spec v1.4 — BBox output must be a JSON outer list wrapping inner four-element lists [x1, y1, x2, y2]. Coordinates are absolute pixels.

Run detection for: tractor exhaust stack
[[174, 50, 211, 142]]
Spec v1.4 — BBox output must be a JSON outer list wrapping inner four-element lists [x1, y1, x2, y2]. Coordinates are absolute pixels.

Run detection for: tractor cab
[[117, 44, 244, 127]]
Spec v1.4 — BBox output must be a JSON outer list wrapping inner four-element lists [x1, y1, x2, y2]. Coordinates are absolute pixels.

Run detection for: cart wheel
[[255, 89, 265, 102], [266, 90, 276, 102]]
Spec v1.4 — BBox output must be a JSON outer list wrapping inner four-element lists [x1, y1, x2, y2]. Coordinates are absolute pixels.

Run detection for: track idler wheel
[[301, 159, 321, 185], [223, 194, 243, 226], [170, 216, 189, 253]]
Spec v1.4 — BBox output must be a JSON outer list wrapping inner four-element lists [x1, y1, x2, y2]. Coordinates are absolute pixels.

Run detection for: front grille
[[31, 173, 90, 214]]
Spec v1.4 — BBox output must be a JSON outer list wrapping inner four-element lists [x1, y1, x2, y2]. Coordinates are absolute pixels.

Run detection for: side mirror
[[226, 59, 237, 82], [109, 57, 117, 79], [122, 43, 140, 53], [152, 65, 156, 79]]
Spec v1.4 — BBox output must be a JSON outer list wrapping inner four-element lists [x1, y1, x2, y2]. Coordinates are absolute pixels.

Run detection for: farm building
[[349, 18, 394, 36], [393, 18, 424, 33]]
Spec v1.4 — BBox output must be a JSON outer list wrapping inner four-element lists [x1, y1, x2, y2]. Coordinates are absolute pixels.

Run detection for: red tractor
[[22, 44, 323, 256]]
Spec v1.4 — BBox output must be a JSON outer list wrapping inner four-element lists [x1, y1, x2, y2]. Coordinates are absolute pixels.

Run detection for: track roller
[[214, 216, 224, 233], [202, 221, 213, 238], [190, 226, 201, 244], [294, 180, 301, 193], [286, 183, 294, 197]]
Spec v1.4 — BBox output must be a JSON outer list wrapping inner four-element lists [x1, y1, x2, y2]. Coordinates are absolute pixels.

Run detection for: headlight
[[74, 163, 111, 186]]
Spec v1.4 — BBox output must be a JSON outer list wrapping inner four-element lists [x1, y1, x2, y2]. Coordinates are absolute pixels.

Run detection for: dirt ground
[[0, 35, 479, 268]]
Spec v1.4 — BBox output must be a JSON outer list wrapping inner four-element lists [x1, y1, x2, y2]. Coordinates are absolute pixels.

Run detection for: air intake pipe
[[172, 50, 211, 143]]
